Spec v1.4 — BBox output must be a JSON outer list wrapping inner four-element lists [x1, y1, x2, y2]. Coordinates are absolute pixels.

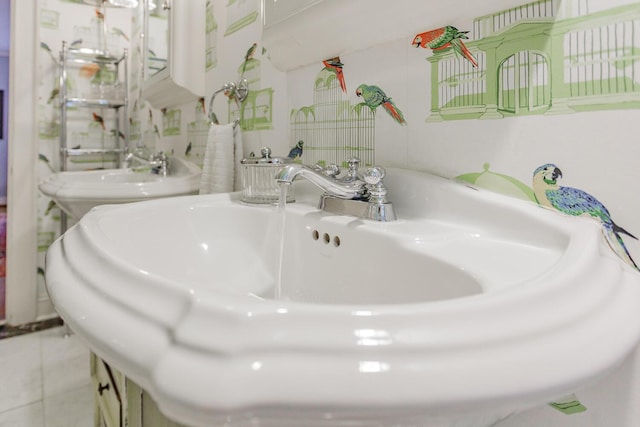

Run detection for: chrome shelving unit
[[58, 42, 129, 172], [57, 42, 129, 231]]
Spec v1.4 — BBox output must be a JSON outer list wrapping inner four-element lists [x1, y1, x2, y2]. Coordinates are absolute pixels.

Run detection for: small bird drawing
[[38, 153, 55, 173], [533, 164, 638, 270], [92, 112, 105, 130], [412, 26, 478, 68], [112, 27, 129, 42], [355, 84, 406, 125], [47, 88, 60, 104], [322, 57, 347, 93], [79, 62, 100, 79], [185, 141, 192, 157], [287, 141, 304, 160], [241, 42, 257, 75], [44, 200, 57, 216], [40, 42, 58, 65]]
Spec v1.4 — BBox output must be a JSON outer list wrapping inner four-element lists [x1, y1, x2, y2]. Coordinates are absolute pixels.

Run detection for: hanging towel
[[199, 122, 244, 194]]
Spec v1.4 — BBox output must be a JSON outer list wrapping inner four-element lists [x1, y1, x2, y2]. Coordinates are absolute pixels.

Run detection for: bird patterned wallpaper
[[30, 0, 640, 318]]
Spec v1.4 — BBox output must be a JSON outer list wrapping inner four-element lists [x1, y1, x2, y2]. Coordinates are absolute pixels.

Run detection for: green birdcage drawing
[[426, 0, 640, 122], [290, 69, 376, 167]]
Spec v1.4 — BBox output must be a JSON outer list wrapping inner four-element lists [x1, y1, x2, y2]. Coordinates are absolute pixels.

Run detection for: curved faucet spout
[[276, 164, 366, 199]]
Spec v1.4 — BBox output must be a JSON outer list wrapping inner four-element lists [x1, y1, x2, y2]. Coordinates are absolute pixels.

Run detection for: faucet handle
[[346, 157, 360, 171], [313, 163, 341, 178], [364, 166, 389, 204], [344, 157, 361, 181], [363, 166, 385, 185], [324, 163, 341, 178]]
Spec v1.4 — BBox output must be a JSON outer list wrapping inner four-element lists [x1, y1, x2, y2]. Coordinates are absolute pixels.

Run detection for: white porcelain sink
[[39, 156, 201, 219], [44, 168, 640, 427]]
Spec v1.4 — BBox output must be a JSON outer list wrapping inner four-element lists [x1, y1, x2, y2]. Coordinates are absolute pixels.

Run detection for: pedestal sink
[[44, 168, 640, 427], [39, 156, 201, 219]]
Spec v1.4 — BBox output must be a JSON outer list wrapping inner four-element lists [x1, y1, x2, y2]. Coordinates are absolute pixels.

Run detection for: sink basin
[[39, 156, 201, 219], [44, 168, 640, 427]]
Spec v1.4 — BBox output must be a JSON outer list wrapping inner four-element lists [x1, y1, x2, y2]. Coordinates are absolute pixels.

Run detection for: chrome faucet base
[[124, 148, 169, 177], [275, 157, 397, 222], [319, 195, 397, 222]]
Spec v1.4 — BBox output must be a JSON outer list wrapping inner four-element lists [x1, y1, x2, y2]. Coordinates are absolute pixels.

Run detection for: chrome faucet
[[275, 157, 396, 222], [124, 147, 169, 176]]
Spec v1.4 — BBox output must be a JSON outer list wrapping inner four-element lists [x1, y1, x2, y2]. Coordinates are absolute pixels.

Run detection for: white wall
[[0, 0, 11, 201]]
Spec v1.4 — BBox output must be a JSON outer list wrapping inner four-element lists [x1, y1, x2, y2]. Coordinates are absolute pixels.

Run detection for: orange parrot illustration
[[92, 112, 105, 130], [412, 26, 478, 68], [79, 62, 100, 79], [322, 57, 347, 93]]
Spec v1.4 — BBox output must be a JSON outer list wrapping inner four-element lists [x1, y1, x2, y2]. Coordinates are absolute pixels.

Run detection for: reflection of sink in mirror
[[39, 156, 201, 220], [45, 168, 640, 427]]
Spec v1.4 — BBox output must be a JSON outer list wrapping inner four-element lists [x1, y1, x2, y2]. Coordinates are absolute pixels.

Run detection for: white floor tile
[[0, 401, 44, 427], [43, 385, 94, 427], [41, 328, 91, 397], [0, 326, 94, 426], [0, 332, 43, 413]]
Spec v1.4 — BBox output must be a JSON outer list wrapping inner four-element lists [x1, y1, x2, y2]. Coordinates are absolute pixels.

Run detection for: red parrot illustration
[[322, 57, 347, 93], [92, 112, 105, 130], [412, 26, 478, 68]]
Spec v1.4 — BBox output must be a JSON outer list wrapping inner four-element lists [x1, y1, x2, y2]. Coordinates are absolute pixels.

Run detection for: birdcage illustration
[[206, 1, 218, 70], [427, 0, 640, 121], [290, 69, 375, 167]]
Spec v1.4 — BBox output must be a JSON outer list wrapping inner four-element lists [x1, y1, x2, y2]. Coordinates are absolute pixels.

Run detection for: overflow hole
[[333, 236, 341, 247], [323, 233, 331, 244], [312, 230, 319, 240]]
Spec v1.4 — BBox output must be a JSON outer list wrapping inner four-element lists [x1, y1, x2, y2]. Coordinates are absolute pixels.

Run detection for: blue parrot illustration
[[287, 140, 304, 160], [533, 163, 638, 270]]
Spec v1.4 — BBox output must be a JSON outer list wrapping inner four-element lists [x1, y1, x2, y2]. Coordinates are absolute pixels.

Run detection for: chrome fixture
[[124, 147, 169, 176], [276, 157, 397, 222], [208, 78, 249, 126]]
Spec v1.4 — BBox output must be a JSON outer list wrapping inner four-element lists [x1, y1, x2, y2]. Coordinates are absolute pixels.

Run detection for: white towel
[[199, 123, 243, 194]]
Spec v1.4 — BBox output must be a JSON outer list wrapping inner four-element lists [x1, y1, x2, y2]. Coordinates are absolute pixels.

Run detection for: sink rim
[[38, 156, 202, 219], [44, 167, 640, 426], [38, 156, 201, 201]]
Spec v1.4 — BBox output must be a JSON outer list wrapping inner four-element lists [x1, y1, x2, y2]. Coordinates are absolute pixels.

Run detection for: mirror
[[145, 0, 168, 80], [143, 0, 205, 108]]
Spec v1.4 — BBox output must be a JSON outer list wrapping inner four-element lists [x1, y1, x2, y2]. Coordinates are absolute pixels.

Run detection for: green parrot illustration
[[355, 84, 406, 125], [241, 42, 257, 75]]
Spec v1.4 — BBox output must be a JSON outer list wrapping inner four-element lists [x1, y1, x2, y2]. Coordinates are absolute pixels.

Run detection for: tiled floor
[[0, 326, 94, 427]]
